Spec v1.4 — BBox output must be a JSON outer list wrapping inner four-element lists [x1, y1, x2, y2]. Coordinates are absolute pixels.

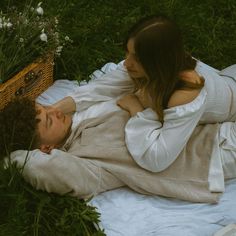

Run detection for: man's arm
[[52, 96, 76, 114], [50, 64, 134, 114], [10, 149, 123, 198], [67, 64, 134, 112]]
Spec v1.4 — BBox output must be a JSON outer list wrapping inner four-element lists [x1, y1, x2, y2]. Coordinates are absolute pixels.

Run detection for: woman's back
[[167, 70, 203, 108], [165, 61, 236, 123], [196, 62, 236, 123]]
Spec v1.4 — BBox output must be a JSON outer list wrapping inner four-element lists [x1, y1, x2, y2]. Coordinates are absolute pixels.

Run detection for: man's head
[[36, 103, 72, 153], [0, 98, 72, 159], [0, 98, 39, 159]]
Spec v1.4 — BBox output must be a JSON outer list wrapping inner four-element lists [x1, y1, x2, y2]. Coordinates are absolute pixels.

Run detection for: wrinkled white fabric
[[125, 63, 236, 171], [26, 61, 236, 235], [59, 61, 236, 192], [124, 62, 236, 193], [90, 179, 236, 236], [69, 62, 134, 112], [125, 89, 207, 172], [37, 61, 236, 193]]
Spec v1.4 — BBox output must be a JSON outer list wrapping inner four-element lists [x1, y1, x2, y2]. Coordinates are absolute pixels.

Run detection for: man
[[2, 62, 236, 203]]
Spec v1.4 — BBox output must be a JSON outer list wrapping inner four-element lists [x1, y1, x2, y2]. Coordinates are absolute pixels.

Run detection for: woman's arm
[[68, 64, 135, 112], [49, 63, 134, 114], [124, 90, 207, 172]]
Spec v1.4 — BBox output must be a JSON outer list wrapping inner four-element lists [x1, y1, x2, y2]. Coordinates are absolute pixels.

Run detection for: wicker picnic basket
[[0, 55, 54, 110]]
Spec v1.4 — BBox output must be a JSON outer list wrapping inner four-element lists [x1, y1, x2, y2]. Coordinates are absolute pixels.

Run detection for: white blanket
[[90, 179, 236, 236], [36, 63, 236, 236]]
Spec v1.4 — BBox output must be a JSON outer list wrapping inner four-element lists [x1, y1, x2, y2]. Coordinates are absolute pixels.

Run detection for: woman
[[117, 15, 236, 173]]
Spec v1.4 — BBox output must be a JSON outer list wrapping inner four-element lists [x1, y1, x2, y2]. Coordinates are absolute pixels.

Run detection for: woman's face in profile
[[124, 39, 146, 80]]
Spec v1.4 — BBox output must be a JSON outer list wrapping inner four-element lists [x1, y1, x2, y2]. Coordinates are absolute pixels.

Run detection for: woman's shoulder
[[168, 70, 204, 108], [179, 70, 203, 84], [167, 89, 202, 108]]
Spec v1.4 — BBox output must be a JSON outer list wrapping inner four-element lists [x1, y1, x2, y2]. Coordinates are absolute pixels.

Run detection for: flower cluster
[[0, 2, 72, 83]]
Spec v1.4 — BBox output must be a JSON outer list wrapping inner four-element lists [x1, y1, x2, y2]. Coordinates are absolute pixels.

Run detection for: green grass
[[1, 0, 236, 235], [3, 0, 236, 79], [46, 0, 236, 80], [0, 161, 105, 236]]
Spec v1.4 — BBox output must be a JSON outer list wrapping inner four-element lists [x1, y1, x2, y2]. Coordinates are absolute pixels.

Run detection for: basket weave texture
[[0, 55, 54, 110]]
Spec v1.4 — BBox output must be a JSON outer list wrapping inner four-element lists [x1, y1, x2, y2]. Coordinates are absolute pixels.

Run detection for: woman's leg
[[219, 122, 236, 179]]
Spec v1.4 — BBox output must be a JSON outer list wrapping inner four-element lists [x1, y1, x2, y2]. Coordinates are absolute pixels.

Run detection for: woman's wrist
[[129, 105, 144, 116]]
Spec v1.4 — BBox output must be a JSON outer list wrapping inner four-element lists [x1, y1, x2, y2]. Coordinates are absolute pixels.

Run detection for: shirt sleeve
[[10, 149, 121, 198], [125, 89, 207, 172], [68, 63, 134, 112]]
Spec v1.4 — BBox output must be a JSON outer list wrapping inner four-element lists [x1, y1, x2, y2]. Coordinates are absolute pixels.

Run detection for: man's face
[[124, 38, 146, 79], [36, 104, 72, 151]]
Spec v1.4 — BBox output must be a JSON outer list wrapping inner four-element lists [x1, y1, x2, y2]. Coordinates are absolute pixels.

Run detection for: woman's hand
[[135, 89, 152, 108], [117, 94, 144, 116]]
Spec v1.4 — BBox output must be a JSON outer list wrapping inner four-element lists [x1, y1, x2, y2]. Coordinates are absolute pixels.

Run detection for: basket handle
[[15, 70, 43, 96]]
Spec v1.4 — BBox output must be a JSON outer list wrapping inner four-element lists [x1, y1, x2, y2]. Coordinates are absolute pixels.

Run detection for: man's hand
[[117, 94, 144, 116]]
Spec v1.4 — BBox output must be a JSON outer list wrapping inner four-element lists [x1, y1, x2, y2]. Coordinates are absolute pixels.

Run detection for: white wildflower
[[54, 31, 59, 38], [6, 22, 13, 28], [36, 6, 44, 15], [56, 45, 63, 53], [40, 29, 47, 42], [19, 38, 24, 43], [55, 45, 63, 56], [54, 31, 59, 43], [65, 36, 70, 41], [54, 17, 59, 25], [37, 2, 43, 7]]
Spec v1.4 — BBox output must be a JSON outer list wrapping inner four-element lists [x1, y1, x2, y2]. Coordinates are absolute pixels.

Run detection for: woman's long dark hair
[[125, 15, 204, 122]]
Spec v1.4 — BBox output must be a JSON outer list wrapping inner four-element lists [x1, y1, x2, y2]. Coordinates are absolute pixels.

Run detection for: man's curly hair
[[0, 98, 40, 159]]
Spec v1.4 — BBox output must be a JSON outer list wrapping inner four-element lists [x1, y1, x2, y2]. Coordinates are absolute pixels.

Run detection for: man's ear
[[40, 144, 55, 154]]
